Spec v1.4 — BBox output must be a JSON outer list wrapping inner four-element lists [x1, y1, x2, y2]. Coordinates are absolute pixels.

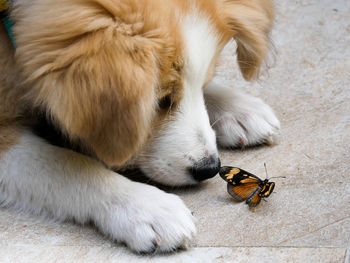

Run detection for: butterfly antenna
[[264, 163, 268, 179], [269, 176, 287, 179], [264, 163, 286, 180]]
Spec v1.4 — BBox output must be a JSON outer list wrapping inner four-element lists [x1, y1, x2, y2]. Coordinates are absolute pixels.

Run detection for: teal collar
[[1, 2, 16, 49], [2, 15, 16, 48]]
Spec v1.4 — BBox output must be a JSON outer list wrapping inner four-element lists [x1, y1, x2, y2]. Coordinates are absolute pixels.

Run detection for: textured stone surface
[[181, 0, 350, 249], [0, 246, 346, 263], [1, 0, 350, 262]]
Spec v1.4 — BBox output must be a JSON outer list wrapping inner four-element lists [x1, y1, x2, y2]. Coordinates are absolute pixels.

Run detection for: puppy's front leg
[[0, 130, 195, 253], [204, 81, 280, 147]]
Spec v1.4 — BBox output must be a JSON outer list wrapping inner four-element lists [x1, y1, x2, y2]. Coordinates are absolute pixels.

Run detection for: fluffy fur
[[0, 0, 279, 253]]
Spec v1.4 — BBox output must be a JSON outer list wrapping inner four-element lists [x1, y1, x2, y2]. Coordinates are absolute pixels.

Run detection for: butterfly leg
[[204, 81, 280, 148]]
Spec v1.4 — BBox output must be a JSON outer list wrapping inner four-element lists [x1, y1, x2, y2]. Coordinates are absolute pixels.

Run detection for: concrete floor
[[1, 0, 350, 262]]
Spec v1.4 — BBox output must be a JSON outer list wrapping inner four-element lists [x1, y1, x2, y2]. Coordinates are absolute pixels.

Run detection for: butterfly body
[[220, 166, 275, 207]]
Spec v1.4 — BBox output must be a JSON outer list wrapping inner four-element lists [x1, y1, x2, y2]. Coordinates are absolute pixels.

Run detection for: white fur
[[204, 82, 280, 147], [181, 13, 218, 85], [0, 131, 196, 253], [0, 6, 281, 255], [135, 13, 219, 185]]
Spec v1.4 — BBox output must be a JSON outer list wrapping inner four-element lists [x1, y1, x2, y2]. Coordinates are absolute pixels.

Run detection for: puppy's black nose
[[189, 156, 221, 181]]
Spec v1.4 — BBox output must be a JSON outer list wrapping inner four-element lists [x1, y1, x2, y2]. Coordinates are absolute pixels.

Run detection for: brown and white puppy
[[0, 0, 279, 253]]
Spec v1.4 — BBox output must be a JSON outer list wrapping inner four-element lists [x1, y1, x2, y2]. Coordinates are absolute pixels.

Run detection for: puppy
[[0, 0, 279, 253]]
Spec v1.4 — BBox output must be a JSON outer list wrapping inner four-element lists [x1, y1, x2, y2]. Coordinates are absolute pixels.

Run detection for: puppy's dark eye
[[158, 95, 172, 110]]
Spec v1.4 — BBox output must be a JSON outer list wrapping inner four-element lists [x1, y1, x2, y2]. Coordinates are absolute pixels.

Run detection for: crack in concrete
[[277, 216, 350, 246], [345, 234, 350, 263]]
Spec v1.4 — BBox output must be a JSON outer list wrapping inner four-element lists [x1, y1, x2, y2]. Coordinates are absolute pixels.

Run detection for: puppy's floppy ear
[[15, 0, 161, 166], [221, 0, 274, 80]]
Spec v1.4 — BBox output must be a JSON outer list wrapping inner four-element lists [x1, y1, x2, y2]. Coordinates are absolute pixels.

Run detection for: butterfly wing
[[245, 187, 262, 207], [219, 166, 262, 184], [219, 166, 241, 183], [246, 182, 275, 207], [221, 166, 265, 204], [227, 183, 260, 201], [259, 182, 275, 198]]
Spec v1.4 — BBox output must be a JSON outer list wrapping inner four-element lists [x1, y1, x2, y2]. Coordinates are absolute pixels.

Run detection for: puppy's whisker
[[235, 60, 259, 69], [211, 115, 225, 127], [166, 100, 175, 116]]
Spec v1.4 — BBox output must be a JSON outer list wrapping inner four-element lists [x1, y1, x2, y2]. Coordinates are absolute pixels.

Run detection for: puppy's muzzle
[[189, 156, 221, 181]]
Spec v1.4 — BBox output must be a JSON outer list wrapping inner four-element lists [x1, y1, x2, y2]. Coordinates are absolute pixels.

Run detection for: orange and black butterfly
[[219, 164, 282, 207]]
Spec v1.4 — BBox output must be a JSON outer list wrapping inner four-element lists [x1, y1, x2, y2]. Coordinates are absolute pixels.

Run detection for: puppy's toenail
[[153, 239, 160, 247], [240, 138, 247, 145]]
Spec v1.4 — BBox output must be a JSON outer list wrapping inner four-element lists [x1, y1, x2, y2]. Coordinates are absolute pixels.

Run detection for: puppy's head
[[15, 0, 274, 185]]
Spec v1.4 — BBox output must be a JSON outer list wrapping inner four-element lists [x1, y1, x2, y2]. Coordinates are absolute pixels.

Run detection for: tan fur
[[13, 0, 185, 166], [0, 122, 20, 157], [0, 109, 21, 157], [0, 24, 22, 155], [219, 0, 274, 80], [0, 0, 274, 166]]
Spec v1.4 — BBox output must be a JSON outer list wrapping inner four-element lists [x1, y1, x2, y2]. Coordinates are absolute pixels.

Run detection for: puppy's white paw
[[206, 85, 280, 148], [94, 180, 196, 253]]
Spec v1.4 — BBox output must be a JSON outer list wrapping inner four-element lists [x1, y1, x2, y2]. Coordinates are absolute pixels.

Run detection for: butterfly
[[219, 164, 284, 207]]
